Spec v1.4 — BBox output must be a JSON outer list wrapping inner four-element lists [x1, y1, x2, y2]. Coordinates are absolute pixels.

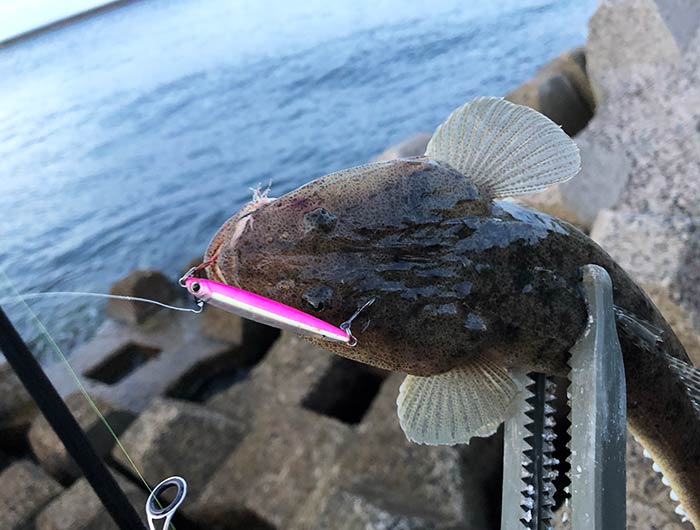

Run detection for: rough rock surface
[[581, 0, 700, 216], [521, 133, 631, 231], [106, 269, 178, 324], [111, 397, 246, 505], [0, 460, 63, 530], [206, 334, 503, 529], [591, 211, 700, 365], [28, 392, 135, 483], [298, 489, 458, 530], [372, 132, 431, 162], [580, 0, 700, 363], [208, 331, 339, 428], [43, 301, 271, 411], [550, 1, 700, 526], [35, 469, 145, 530], [654, 0, 700, 51], [586, 0, 682, 106], [506, 46, 594, 136], [291, 373, 503, 530], [189, 406, 352, 529], [0, 363, 37, 450]]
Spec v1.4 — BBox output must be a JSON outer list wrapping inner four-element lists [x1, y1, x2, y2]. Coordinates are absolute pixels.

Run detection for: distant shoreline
[[0, 0, 140, 48]]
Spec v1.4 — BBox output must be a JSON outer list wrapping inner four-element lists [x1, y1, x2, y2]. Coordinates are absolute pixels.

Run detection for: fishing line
[[0, 291, 203, 314], [0, 269, 177, 529]]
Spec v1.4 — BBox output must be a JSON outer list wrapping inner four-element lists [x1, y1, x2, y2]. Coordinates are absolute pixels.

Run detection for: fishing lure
[[179, 264, 373, 346]]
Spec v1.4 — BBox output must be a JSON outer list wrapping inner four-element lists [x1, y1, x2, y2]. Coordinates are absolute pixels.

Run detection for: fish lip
[[203, 218, 246, 287], [209, 248, 228, 284], [205, 196, 276, 287], [202, 236, 228, 284]]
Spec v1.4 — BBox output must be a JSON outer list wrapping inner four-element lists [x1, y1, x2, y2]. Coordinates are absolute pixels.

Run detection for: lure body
[[183, 277, 351, 344]]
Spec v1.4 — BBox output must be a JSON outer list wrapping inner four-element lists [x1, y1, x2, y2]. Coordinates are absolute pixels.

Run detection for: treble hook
[[340, 298, 376, 347]]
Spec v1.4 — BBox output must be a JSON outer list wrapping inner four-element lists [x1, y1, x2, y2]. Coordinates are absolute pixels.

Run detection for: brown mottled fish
[[205, 97, 700, 526]]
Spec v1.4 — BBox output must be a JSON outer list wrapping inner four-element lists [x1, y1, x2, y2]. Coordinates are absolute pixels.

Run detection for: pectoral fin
[[425, 97, 580, 198], [396, 356, 519, 445]]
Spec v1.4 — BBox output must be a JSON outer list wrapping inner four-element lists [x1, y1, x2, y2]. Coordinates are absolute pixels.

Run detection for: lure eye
[[191, 282, 201, 293]]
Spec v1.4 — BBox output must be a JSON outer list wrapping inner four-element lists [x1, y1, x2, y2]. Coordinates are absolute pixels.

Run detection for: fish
[[203, 97, 700, 526]]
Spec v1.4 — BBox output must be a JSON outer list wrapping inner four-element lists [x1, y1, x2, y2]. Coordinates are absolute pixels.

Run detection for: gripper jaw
[[501, 265, 626, 530]]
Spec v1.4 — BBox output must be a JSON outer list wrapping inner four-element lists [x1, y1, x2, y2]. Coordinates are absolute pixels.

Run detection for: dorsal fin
[[425, 97, 580, 198]]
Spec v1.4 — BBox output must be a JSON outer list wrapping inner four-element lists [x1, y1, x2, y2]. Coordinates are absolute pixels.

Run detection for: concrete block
[[28, 392, 135, 483], [298, 488, 457, 530], [586, 0, 681, 104], [35, 470, 145, 530], [293, 373, 503, 530], [654, 0, 700, 51], [207, 332, 337, 427], [591, 210, 700, 365], [519, 131, 631, 231], [0, 363, 37, 450], [506, 47, 593, 136], [188, 406, 351, 529], [209, 331, 387, 432], [372, 133, 431, 162], [44, 306, 260, 412], [0, 460, 63, 530], [111, 398, 246, 504], [106, 269, 177, 325]]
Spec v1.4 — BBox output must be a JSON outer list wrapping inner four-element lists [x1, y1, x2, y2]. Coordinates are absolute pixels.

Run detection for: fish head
[[206, 157, 493, 376]]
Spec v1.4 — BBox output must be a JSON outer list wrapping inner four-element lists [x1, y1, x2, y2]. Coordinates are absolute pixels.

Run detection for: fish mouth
[[204, 196, 276, 287], [205, 243, 227, 284], [203, 217, 237, 285]]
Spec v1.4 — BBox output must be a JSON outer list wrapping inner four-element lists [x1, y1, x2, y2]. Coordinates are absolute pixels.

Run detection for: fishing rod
[[0, 305, 147, 530], [0, 243, 378, 529], [0, 258, 371, 530]]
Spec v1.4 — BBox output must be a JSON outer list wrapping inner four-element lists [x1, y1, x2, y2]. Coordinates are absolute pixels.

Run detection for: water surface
[[0, 0, 596, 362]]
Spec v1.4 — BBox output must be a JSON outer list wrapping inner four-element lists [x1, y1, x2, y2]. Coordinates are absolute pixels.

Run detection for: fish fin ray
[[666, 354, 700, 411], [614, 306, 664, 345], [425, 97, 581, 198], [396, 355, 518, 445]]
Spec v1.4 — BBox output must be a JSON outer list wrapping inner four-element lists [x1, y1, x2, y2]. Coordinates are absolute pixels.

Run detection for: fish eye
[[191, 282, 201, 293]]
